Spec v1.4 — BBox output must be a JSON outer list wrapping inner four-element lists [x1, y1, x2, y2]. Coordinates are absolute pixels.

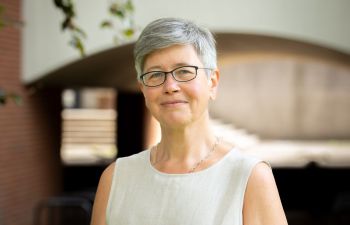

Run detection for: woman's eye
[[177, 69, 192, 75], [149, 72, 163, 79]]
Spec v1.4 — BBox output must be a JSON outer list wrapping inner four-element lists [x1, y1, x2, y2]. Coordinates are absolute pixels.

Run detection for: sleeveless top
[[106, 148, 262, 225]]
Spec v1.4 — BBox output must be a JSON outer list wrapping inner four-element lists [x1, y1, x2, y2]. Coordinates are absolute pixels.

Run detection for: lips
[[160, 100, 188, 106]]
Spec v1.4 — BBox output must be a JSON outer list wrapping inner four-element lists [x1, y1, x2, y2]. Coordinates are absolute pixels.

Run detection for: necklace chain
[[152, 136, 221, 173]]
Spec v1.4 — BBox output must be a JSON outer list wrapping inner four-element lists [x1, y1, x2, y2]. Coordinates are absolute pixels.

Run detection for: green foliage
[[0, 3, 23, 30], [123, 28, 134, 37], [100, 0, 137, 45], [0, 5, 22, 106], [70, 34, 85, 56], [0, 4, 5, 29], [54, 0, 137, 56], [101, 21, 113, 28], [54, 0, 86, 56], [0, 89, 22, 106]]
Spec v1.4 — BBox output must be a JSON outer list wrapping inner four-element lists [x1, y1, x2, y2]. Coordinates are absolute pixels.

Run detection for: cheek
[[189, 81, 210, 100], [142, 90, 157, 109]]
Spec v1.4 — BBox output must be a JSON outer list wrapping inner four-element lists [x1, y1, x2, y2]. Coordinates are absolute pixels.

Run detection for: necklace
[[152, 136, 221, 173]]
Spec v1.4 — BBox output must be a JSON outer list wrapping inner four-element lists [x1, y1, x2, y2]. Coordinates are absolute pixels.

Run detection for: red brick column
[[0, 1, 62, 225]]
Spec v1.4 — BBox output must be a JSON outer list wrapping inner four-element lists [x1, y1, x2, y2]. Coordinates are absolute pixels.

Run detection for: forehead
[[143, 44, 202, 72]]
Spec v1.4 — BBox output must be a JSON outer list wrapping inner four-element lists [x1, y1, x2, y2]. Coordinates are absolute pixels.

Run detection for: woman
[[91, 18, 288, 225]]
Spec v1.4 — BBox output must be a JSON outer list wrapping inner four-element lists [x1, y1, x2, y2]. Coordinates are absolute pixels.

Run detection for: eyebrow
[[144, 63, 192, 72]]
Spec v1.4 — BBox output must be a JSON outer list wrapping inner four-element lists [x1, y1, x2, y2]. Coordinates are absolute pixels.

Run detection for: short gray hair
[[134, 17, 217, 78]]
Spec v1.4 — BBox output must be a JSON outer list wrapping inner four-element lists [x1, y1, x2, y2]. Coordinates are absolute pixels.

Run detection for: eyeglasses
[[139, 65, 213, 87]]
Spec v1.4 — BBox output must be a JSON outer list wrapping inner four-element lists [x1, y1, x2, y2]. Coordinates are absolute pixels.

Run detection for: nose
[[163, 72, 180, 93]]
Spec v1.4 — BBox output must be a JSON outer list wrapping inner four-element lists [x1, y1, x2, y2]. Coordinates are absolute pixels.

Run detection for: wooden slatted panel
[[61, 109, 117, 164], [62, 109, 116, 145]]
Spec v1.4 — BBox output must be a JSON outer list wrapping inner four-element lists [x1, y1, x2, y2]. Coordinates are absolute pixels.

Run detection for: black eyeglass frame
[[139, 65, 213, 87]]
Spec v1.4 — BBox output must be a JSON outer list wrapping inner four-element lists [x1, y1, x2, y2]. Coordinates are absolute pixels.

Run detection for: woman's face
[[139, 44, 219, 129]]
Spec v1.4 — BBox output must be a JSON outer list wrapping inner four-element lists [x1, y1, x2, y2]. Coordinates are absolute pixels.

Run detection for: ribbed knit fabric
[[106, 148, 262, 225]]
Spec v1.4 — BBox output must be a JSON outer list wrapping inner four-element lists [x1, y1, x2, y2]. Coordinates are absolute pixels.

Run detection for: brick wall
[[0, 1, 62, 225]]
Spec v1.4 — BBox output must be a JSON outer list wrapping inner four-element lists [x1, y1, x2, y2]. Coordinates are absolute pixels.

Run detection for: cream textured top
[[106, 148, 262, 225]]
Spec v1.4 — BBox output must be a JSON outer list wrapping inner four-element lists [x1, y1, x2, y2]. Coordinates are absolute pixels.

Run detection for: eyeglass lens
[[142, 66, 197, 87]]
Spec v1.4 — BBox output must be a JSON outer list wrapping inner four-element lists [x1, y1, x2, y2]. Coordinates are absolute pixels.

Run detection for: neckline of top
[[146, 147, 238, 177]]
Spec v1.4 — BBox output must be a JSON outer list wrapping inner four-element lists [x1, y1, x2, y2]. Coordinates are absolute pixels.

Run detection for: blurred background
[[0, 0, 349, 224]]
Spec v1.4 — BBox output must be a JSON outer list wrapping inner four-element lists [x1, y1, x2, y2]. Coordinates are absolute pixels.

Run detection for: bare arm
[[90, 163, 115, 225], [243, 162, 288, 225]]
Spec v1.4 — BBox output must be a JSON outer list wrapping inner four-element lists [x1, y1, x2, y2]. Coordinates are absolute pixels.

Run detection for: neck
[[157, 114, 216, 162]]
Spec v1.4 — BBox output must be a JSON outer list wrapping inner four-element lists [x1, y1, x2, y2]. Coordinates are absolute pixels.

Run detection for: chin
[[161, 115, 192, 128]]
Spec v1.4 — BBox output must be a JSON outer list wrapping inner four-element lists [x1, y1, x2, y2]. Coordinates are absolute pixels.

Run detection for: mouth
[[160, 100, 188, 106]]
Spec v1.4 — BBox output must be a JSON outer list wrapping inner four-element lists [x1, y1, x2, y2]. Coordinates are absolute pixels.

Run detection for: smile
[[160, 100, 188, 106]]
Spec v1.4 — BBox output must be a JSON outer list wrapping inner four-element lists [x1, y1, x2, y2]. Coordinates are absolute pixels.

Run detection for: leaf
[[110, 3, 125, 18], [100, 20, 113, 28], [0, 4, 4, 29], [54, 0, 63, 7], [0, 97, 6, 105], [125, 0, 134, 12], [61, 17, 71, 30], [109, 3, 118, 14], [0, 89, 5, 105], [0, 89, 22, 106], [9, 93, 22, 105], [73, 26, 87, 38], [13, 95, 22, 105], [70, 35, 85, 57], [54, 0, 74, 17], [123, 28, 134, 38]]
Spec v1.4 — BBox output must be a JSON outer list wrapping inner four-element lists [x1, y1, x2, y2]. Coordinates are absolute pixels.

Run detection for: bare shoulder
[[243, 162, 288, 225], [101, 162, 116, 182], [90, 162, 116, 225], [248, 162, 274, 187], [96, 162, 116, 192]]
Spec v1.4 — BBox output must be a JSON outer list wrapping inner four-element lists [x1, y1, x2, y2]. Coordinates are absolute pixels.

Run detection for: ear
[[209, 69, 220, 100]]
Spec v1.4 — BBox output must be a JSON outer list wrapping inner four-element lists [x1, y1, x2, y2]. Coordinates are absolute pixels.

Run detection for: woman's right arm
[[90, 162, 116, 225]]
